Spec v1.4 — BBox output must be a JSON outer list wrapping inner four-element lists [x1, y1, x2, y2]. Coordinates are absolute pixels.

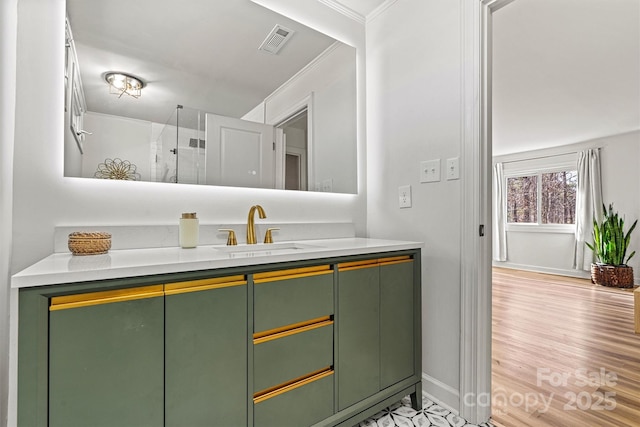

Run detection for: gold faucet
[[246, 205, 266, 244]]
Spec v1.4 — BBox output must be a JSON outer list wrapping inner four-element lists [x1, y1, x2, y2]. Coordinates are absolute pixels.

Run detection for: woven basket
[[590, 263, 634, 288], [68, 232, 112, 256]]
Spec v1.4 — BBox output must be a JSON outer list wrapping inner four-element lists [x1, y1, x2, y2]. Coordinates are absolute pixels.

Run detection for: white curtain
[[573, 148, 603, 270], [492, 162, 507, 261]]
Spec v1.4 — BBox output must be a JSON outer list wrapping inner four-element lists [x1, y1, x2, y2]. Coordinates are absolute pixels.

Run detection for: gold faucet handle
[[218, 229, 237, 246], [264, 228, 280, 244]]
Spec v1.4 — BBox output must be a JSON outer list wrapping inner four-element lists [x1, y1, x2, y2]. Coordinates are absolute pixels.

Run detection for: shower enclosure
[[151, 105, 280, 188], [152, 105, 206, 184]]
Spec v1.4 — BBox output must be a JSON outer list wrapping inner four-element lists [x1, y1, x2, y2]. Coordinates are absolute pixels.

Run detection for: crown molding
[[316, 0, 365, 24], [366, 0, 399, 23]]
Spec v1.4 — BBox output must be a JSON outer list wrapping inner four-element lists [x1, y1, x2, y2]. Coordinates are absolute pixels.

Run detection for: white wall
[[494, 132, 640, 280], [601, 132, 640, 276], [366, 0, 463, 409], [1, 0, 17, 423]]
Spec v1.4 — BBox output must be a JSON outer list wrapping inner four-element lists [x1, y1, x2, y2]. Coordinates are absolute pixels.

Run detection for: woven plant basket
[[68, 232, 112, 256], [590, 263, 634, 288]]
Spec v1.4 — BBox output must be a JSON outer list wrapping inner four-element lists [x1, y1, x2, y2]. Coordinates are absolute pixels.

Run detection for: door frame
[[272, 93, 315, 190], [460, 0, 516, 423]]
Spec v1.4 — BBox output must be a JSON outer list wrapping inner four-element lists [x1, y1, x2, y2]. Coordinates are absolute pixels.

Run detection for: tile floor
[[358, 395, 494, 427]]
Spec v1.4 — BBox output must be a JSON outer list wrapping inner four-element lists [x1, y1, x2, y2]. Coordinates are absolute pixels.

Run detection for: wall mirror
[[64, 0, 357, 194]]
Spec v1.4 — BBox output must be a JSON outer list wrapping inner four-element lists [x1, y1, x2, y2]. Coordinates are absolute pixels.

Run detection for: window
[[505, 167, 577, 229], [540, 171, 577, 224], [507, 175, 538, 223]]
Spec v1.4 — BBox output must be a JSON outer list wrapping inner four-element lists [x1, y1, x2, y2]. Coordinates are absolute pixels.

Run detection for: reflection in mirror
[[279, 109, 309, 191], [63, 0, 357, 193]]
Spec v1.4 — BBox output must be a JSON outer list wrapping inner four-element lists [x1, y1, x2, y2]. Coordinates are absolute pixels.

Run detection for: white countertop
[[11, 238, 423, 289]]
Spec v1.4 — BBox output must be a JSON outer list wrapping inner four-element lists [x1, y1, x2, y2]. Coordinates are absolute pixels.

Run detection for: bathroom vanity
[[13, 238, 422, 427]]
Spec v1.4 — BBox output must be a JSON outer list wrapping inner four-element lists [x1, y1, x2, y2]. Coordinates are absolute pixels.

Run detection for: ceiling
[[66, 0, 337, 125], [492, 0, 640, 156]]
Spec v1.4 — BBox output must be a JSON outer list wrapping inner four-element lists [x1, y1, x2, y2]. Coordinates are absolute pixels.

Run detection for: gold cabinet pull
[[378, 255, 412, 266], [339, 256, 413, 271], [253, 368, 334, 404], [164, 275, 246, 296], [50, 285, 164, 311], [254, 265, 332, 284], [253, 316, 333, 344], [337, 259, 379, 272]]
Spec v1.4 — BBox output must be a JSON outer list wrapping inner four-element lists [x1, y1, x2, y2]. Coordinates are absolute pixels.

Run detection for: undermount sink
[[213, 242, 323, 254]]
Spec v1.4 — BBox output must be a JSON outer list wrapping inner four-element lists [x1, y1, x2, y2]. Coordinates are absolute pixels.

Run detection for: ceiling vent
[[258, 25, 295, 54]]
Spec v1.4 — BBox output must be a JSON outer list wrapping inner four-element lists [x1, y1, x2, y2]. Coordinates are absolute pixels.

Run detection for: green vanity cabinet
[[337, 256, 418, 412], [18, 248, 421, 427], [253, 265, 336, 427], [48, 285, 165, 427], [164, 275, 248, 427]]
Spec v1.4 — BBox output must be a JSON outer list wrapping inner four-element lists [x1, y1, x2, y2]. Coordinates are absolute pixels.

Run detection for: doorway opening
[[276, 108, 308, 191], [486, 0, 640, 425]]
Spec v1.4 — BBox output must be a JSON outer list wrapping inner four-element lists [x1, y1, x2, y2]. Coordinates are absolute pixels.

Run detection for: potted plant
[[586, 203, 637, 288]]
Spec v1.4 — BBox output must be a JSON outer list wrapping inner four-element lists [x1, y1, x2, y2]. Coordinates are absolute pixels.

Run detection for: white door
[[205, 113, 275, 188]]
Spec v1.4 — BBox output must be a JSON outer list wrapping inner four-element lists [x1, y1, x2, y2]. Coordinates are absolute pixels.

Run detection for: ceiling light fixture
[[104, 72, 145, 99]]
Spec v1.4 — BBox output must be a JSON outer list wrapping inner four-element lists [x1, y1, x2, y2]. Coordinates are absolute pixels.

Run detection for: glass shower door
[[152, 105, 206, 184]]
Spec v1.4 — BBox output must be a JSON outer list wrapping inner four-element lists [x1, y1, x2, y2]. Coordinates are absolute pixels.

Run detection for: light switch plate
[[446, 157, 460, 180], [398, 185, 412, 208], [420, 159, 440, 183]]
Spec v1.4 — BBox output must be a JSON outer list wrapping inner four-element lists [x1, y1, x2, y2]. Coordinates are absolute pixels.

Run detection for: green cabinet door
[[337, 263, 380, 410], [380, 259, 415, 389], [164, 276, 248, 427], [48, 286, 165, 427]]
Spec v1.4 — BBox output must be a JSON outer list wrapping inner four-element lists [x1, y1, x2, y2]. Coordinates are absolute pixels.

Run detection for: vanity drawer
[[253, 265, 333, 333], [254, 369, 334, 427], [254, 319, 333, 393]]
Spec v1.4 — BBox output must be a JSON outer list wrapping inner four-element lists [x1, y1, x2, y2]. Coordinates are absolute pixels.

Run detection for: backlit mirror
[[64, 0, 357, 193]]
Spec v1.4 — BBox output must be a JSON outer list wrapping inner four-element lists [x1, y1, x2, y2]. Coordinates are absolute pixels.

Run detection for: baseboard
[[421, 373, 460, 414], [492, 262, 592, 280]]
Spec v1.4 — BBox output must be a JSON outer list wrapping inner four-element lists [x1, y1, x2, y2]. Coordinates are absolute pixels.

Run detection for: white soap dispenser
[[179, 212, 199, 248]]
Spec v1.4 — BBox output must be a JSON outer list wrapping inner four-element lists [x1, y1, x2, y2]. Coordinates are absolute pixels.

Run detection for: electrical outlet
[[420, 159, 441, 183], [398, 185, 412, 208]]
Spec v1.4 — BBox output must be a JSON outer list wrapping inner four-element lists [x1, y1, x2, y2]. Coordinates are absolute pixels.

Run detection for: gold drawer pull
[[50, 285, 164, 311], [339, 256, 413, 271], [254, 317, 333, 344], [254, 265, 332, 284], [337, 259, 378, 271], [378, 256, 413, 266], [164, 275, 246, 296], [253, 367, 334, 404]]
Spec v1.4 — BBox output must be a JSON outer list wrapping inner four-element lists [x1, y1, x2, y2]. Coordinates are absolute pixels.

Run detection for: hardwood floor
[[491, 268, 640, 427]]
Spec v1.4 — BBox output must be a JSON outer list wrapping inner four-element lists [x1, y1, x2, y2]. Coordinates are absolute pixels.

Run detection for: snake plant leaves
[[587, 203, 638, 266]]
